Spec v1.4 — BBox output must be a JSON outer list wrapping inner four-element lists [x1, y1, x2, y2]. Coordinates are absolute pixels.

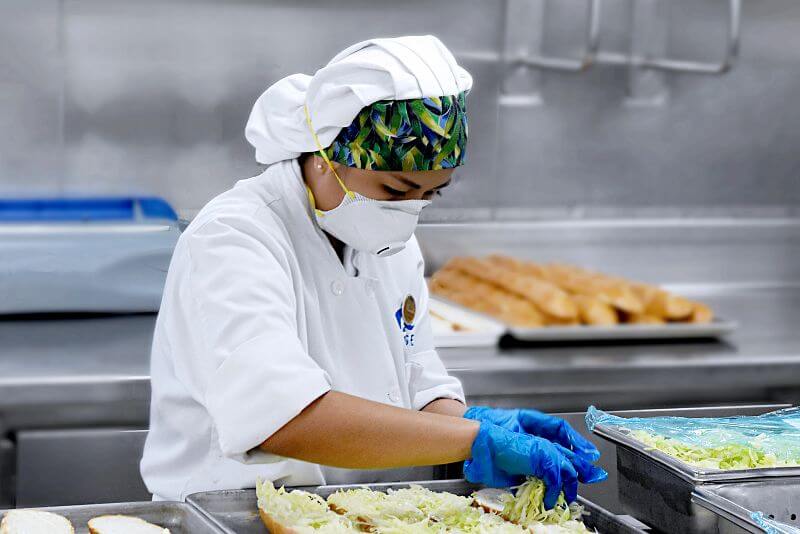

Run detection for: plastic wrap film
[[751, 512, 800, 534], [585, 406, 800, 469]]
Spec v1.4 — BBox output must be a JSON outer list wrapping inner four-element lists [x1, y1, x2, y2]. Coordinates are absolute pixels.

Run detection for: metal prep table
[[1, 287, 799, 424], [0, 219, 797, 508], [0, 288, 799, 509]]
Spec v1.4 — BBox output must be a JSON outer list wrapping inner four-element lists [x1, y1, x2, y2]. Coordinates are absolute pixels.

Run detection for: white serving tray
[[430, 298, 506, 347], [508, 319, 737, 342], [429, 293, 736, 342]]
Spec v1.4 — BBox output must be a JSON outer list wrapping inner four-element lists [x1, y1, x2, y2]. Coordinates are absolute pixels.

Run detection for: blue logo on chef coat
[[396, 294, 416, 346]]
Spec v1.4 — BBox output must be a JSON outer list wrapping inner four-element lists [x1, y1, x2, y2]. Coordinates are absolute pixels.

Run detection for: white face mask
[[303, 103, 431, 257], [314, 191, 429, 257]]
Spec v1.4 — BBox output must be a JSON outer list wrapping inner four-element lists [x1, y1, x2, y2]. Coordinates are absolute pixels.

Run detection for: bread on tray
[[87, 515, 170, 534], [257, 478, 591, 533], [0, 510, 74, 534], [430, 255, 714, 329]]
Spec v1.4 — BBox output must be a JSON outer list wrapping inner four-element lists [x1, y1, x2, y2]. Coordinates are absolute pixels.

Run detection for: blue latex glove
[[464, 406, 601, 462], [464, 422, 606, 509]]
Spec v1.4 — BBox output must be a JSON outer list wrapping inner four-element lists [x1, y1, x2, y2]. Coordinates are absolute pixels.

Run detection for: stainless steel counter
[[444, 286, 800, 411], [0, 313, 154, 429], [0, 287, 798, 425], [0, 286, 798, 507]]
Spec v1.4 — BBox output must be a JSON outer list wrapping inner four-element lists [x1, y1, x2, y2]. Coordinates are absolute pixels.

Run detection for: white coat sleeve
[[404, 239, 465, 411], [185, 211, 332, 460]]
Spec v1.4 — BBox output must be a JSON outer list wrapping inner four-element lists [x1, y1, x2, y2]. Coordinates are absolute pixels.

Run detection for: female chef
[[141, 36, 606, 507]]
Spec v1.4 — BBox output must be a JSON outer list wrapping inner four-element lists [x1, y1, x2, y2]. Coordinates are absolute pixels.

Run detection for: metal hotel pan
[[592, 423, 800, 533], [188, 479, 646, 534], [0, 501, 223, 533], [692, 480, 800, 534]]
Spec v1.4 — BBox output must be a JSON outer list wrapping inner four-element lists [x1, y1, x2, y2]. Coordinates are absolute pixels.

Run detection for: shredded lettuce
[[500, 479, 589, 533], [257, 480, 358, 533], [257, 479, 592, 534], [388, 486, 480, 528], [328, 487, 428, 528], [629, 430, 800, 470]]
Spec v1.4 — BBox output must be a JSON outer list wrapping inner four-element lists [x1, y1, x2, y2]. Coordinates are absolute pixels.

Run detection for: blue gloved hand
[[464, 406, 601, 462], [464, 422, 606, 509]]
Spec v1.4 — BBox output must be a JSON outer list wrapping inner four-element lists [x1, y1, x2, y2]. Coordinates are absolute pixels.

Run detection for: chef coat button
[[330, 280, 345, 296], [388, 391, 401, 403]]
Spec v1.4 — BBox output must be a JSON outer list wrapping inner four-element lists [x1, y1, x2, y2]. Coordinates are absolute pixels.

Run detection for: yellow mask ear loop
[[303, 104, 355, 217]]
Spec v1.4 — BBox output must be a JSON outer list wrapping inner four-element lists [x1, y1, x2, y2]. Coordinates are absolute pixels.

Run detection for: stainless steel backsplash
[[1, 0, 798, 221]]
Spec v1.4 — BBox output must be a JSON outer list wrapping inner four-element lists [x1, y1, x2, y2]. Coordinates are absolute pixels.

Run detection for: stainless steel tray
[[188, 479, 646, 534], [692, 480, 800, 534], [0, 501, 223, 533], [592, 410, 800, 533], [508, 319, 737, 342], [593, 423, 800, 485]]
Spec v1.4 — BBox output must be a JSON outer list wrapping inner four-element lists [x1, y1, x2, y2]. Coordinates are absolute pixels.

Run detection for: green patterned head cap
[[317, 91, 468, 172]]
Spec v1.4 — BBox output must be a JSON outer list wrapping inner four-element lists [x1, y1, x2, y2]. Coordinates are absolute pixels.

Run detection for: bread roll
[[630, 283, 658, 307], [485, 255, 547, 278], [87, 515, 170, 534], [259, 509, 301, 534], [0, 510, 74, 534], [645, 289, 693, 320], [625, 313, 666, 325], [434, 257, 712, 328], [689, 301, 714, 323], [450, 257, 578, 320], [543, 264, 644, 314], [572, 295, 619, 326], [430, 267, 543, 327]]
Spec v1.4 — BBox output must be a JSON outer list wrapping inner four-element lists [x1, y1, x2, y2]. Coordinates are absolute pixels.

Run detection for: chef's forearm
[[421, 398, 467, 417], [259, 391, 479, 469]]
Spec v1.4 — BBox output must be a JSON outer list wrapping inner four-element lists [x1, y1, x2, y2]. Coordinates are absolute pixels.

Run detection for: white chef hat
[[244, 35, 473, 165]]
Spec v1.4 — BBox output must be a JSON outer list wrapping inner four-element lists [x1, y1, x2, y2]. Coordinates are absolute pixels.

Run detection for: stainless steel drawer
[[16, 428, 150, 507]]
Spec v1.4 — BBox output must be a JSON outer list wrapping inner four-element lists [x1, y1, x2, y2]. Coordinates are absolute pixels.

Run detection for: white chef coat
[[140, 159, 465, 501]]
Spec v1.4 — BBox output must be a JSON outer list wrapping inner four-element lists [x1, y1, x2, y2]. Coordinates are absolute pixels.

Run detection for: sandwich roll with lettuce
[[257, 478, 592, 533]]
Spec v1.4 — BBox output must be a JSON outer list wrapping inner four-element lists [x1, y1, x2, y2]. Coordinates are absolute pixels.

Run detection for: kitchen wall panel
[[0, 0, 63, 195], [493, 0, 800, 219], [0, 0, 797, 220], [58, 0, 503, 218]]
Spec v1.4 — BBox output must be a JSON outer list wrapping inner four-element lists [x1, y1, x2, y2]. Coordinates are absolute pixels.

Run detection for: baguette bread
[[645, 289, 695, 321], [572, 295, 619, 326], [541, 315, 581, 327], [450, 257, 578, 320], [543, 264, 644, 314], [431, 268, 544, 327], [0, 510, 74, 534], [87, 515, 169, 534], [689, 301, 714, 323], [629, 283, 658, 307], [625, 313, 666, 325], [492, 256, 548, 279], [431, 256, 713, 329]]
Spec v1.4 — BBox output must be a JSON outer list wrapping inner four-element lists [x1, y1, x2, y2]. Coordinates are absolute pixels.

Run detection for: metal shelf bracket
[[510, 0, 601, 72], [513, 0, 741, 75], [597, 0, 741, 74]]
